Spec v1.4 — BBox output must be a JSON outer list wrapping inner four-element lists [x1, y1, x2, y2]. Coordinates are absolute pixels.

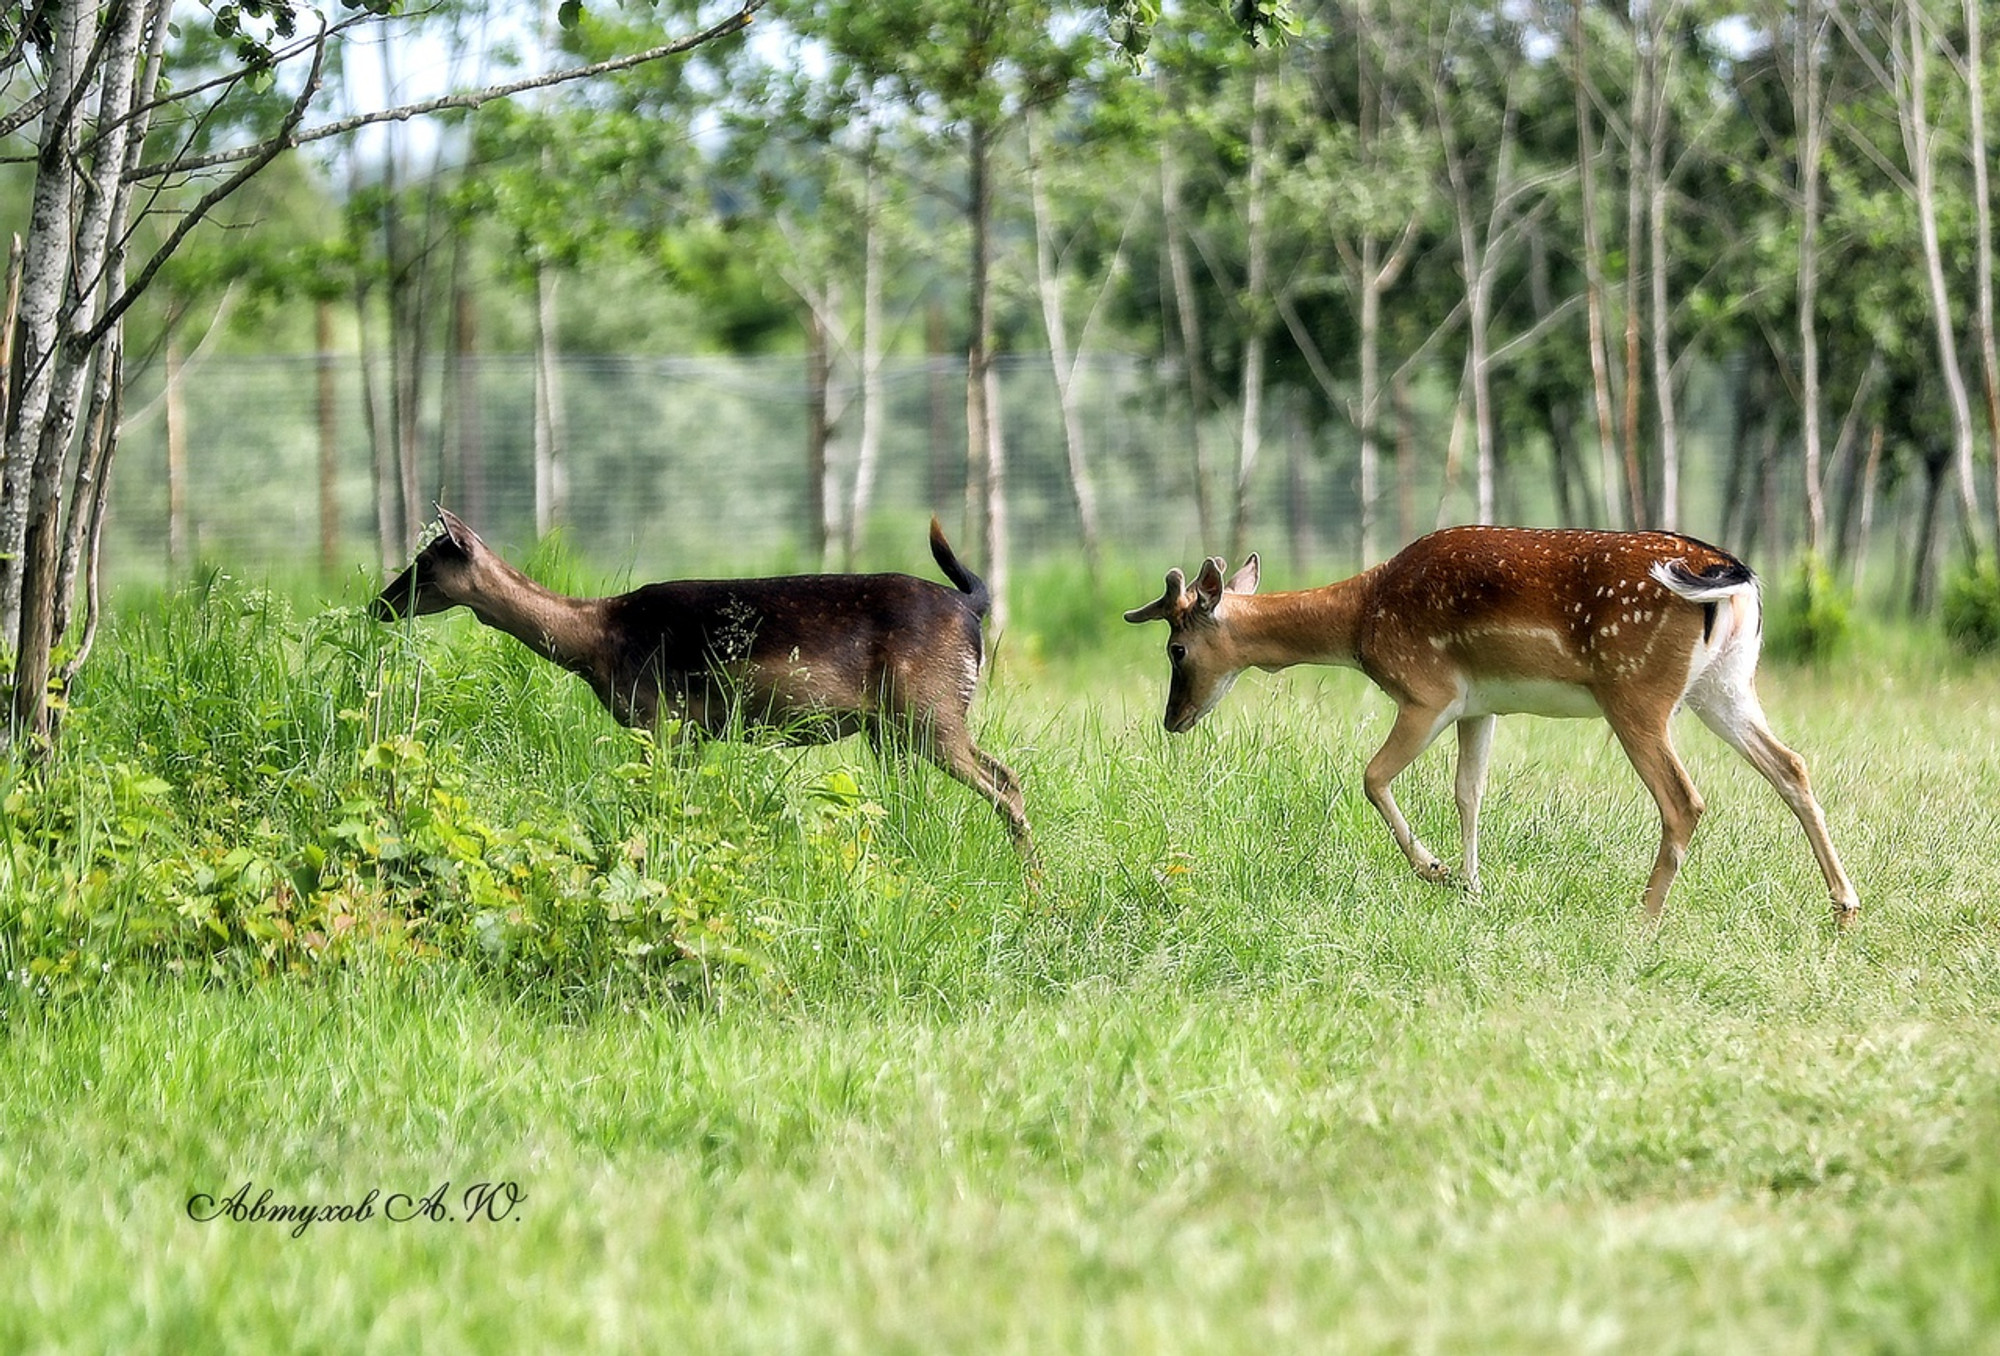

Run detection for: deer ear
[[1124, 568, 1186, 624], [1192, 557, 1228, 612], [1227, 553, 1260, 595], [435, 507, 477, 554]]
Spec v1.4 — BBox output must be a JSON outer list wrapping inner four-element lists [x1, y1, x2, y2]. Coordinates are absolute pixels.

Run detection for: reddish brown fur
[[375, 510, 1031, 860], [1128, 526, 1858, 920]]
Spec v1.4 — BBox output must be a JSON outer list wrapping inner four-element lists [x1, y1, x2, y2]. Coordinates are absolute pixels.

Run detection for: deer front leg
[[1454, 714, 1498, 895], [1363, 702, 1457, 886]]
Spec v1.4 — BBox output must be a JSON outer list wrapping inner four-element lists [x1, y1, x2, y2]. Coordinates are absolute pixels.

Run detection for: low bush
[[1766, 552, 1851, 663], [1943, 556, 2000, 655]]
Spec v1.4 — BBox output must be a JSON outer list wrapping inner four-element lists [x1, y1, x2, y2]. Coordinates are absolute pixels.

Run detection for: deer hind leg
[[1691, 690, 1860, 920], [1454, 715, 1498, 895], [908, 716, 1035, 866], [1602, 703, 1705, 918], [1363, 702, 1458, 886]]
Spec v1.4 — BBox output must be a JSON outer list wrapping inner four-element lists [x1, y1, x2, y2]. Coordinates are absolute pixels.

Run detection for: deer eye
[[1168, 642, 1188, 665]]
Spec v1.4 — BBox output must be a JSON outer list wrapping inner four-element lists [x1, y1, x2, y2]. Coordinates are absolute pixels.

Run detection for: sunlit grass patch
[[2, 575, 1998, 1349]]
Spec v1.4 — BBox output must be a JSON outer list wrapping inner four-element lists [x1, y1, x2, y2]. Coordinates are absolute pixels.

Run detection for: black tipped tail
[[929, 517, 991, 617], [1652, 555, 1757, 600]]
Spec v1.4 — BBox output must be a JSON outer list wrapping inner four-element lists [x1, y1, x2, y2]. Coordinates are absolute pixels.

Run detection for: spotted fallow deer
[[1126, 526, 1859, 922], [373, 509, 1031, 861]]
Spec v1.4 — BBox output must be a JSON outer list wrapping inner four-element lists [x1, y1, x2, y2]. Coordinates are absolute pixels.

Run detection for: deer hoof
[[1415, 860, 1454, 886]]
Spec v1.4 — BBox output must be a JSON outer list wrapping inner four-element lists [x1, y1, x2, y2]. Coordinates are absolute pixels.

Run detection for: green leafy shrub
[[1943, 558, 2000, 655], [1767, 553, 1851, 664], [1, 580, 924, 1011]]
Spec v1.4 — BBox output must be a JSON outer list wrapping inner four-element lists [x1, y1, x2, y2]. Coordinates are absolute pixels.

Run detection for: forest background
[[10, 5, 2000, 1345], [10, 0, 2000, 670]]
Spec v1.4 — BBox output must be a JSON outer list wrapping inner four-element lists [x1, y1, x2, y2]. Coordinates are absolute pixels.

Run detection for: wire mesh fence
[[104, 347, 1819, 597]]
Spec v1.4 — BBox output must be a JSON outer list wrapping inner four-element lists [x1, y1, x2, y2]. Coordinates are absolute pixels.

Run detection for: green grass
[[4, 571, 2000, 1352]]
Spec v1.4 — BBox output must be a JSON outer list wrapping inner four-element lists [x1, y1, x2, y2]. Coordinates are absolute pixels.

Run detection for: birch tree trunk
[[1570, 0, 1626, 526], [846, 160, 886, 568], [318, 300, 342, 577], [1898, 0, 1987, 556], [1230, 64, 1273, 560], [1644, 5, 1681, 531], [805, 297, 834, 567], [1622, 22, 1650, 526], [1027, 111, 1103, 575], [1793, 0, 1830, 554], [532, 261, 566, 538], [1969, 0, 2000, 553], [966, 116, 1008, 638], [0, 0, 96, 648], [1158, 66, 1216, 545], [4, 0, 152, 740], [165, 323, 189, 571]]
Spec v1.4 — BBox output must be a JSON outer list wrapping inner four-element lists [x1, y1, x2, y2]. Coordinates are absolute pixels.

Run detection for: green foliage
[[0, 582, 934, 1010], [1942, 557, 2000, 656], [1767, 553, 1852, 664], [10, 575, 2000, 1347]]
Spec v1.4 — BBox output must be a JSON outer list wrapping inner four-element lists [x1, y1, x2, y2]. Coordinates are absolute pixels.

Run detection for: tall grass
[[4, 563, 2000, 1351]]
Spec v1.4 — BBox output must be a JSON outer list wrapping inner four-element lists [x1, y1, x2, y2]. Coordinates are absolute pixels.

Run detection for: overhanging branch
[[128, 1, 766, 184]]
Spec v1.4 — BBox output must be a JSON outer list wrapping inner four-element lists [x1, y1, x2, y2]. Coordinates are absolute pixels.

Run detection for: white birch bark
[[0, 0, 94, 643]]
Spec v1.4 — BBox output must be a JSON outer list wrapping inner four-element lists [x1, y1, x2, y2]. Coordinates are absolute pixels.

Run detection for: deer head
[[371, 509, 489, 620], [1123, 553, 1260, 733]]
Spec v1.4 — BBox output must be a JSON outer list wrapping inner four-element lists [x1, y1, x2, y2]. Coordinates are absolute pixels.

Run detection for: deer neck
[[1222, 569, 1378, 672], [463, 559, 607, 677]]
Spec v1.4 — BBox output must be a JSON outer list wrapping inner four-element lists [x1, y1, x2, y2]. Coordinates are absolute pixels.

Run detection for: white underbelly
[[1460, 676, 1601, 719]]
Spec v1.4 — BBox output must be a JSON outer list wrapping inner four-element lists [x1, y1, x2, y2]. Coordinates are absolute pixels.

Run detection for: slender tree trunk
[[452, 283, 485, 527], [1230, 64, 1273, 560], [1852, 423, 1884, 593], [532, 260, 565, 538], [52, 350, 119, 690], [846, 161, 885, 568], [1830, 352, 1882, 573], [1795, 0, 1829, 555], [7, 0, 151, 742], [53, 0, 162, 667], [966, 116, 1007, 637], [1571, 1, 1624, 526], [1395, 367, 1416, 545], [0, 0, 94, 649], [379, 38, 422, 545], [317, 300, 340, 576], [1910, 443, 1950, 611], [1358, 243, 1384, 561], [1969, 0, 2000, 553], [804, 299, 833, 567], [1622, 23, 1649, 526], [1, 237, 21, 441], [1286, 394, 1310, 566], [1437, 361, 1472, 528], [926, 296, 954, 515], [1027, 111, 1102, 575], [1158, 66, 1215, 544], [357, 279, 397, 567], [1646, 32, 1680, 532], [1900, 0, 1987, 555], [165, 322, 188, 571]]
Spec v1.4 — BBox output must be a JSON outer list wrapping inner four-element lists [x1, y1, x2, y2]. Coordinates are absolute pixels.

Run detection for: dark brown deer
[[1126, 526, 1858, 922], [374, 509, 1031, 859]]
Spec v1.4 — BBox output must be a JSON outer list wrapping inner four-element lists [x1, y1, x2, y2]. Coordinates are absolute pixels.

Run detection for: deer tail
[[929, 516, 990, 617]]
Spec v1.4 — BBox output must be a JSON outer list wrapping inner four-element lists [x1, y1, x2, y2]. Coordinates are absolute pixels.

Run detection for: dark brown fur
[[374, 510, 1031, 858]]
